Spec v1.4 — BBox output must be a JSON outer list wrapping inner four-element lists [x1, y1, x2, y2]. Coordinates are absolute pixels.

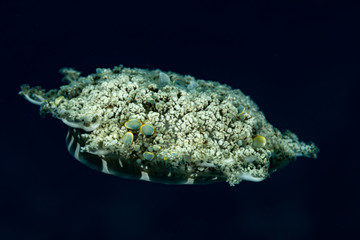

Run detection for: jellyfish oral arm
[[23, 93, 45, 105], [61, 118, 100, 132]]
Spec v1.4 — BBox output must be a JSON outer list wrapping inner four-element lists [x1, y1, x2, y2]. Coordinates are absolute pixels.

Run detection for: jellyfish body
[[19, 65, 319, 186]]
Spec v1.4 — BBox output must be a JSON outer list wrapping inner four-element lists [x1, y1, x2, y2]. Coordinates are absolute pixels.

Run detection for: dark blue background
[[2, 1, 358, 239]]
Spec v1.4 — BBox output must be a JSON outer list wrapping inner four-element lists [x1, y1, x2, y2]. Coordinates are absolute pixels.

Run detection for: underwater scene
[[2, 1, 358, 240]]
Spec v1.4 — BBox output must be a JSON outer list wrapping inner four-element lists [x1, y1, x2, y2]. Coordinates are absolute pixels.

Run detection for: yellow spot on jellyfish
[[121, 132, 134, 145], [124, 119, 142, 130], [153, 145, 161, 151], [253, 135, 266, 148], [143, 151, 155, 161], [54, 96, 64, 106], [238, 105, 245, 115], [140, 124, 155, 136]]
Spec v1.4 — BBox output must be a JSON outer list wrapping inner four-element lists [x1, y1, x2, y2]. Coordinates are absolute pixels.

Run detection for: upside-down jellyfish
[[19, 65, 319, 186]]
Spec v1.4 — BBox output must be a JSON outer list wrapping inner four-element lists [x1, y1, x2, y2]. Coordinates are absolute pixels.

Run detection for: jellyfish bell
[[19, 65, 319, 186]]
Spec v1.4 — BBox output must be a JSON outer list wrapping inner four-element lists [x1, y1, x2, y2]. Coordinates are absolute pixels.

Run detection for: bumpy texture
[[19, 65, 319, 186]]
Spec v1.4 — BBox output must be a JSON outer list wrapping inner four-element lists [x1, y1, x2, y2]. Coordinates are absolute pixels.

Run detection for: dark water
[[2, 1, 358, 240]]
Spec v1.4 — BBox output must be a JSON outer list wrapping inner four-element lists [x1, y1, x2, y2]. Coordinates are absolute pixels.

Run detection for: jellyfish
[[19, 66, 319, 186]]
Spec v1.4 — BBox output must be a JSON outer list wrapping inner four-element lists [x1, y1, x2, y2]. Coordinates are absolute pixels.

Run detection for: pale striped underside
[[65, 127, 226, 185]]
